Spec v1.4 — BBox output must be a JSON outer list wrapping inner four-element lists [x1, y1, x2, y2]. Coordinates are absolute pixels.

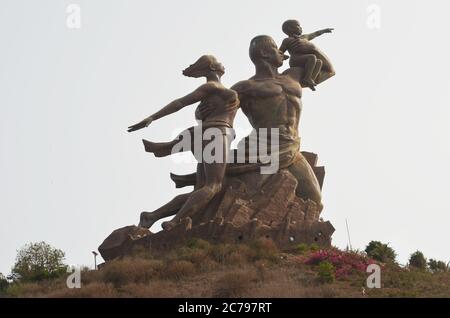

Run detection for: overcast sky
[[1, 0, 450, 275]]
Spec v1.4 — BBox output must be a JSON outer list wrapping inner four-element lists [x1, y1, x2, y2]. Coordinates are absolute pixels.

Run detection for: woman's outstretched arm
[[127, 84, 212, 132]]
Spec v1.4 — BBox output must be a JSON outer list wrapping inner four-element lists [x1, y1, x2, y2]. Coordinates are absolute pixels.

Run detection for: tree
[[10, 242, 67, 282], [0, 273, 8, 293], [409, 251, 427, 270], [428, 259, 449, 273], [365, 241, 397, 263]]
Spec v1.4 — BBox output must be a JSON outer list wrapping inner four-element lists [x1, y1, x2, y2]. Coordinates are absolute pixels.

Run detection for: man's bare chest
[[241, 77, 302, 99]]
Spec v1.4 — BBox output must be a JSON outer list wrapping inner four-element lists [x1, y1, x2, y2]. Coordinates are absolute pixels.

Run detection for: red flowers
[[305, 249, 377, 279]]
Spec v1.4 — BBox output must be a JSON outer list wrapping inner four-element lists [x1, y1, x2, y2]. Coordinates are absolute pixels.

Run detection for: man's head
[[249, 35, 286, 67], [282, 19, 302, 37]]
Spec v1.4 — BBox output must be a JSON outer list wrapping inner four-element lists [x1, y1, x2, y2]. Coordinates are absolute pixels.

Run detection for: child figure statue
[[280, 19, 335, 90]]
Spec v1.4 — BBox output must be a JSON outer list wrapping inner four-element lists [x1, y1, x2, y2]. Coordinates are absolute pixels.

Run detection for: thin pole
[[92, 251, 98, 270], [345, 218, 353, 251]]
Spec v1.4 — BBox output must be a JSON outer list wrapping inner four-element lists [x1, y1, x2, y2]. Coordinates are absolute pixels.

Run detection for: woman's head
[[182, 55, 225, 78]]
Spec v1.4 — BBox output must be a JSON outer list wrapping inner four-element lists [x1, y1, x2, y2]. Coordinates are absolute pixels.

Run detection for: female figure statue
[[128, 55, 239, 230]]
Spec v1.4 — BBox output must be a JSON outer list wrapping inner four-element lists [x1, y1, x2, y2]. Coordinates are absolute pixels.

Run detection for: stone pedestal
[[99, 166, 334, 262]]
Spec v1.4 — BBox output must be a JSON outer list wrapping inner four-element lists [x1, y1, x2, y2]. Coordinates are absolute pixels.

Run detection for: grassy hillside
[[2, 239, 450, 298]]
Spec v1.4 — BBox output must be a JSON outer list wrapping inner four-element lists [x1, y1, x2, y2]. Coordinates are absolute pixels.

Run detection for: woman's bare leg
[[142, 138, 182, 157], [162, 135, 229, 230], [162, 162, 226, 230], [139, 163, 205, 228], [139, 193, 191, 228], [142, 127, 194, 157]]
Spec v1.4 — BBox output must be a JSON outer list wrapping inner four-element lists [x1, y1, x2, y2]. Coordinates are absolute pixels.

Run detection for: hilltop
[[2, 239, 450, 298]]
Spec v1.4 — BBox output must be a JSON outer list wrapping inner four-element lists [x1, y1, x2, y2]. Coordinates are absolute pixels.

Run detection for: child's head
[[282, 19, 302, 37], [182, 55, 225, 78]]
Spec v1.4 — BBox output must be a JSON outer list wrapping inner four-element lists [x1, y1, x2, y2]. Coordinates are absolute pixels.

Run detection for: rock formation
[[99, 152, 334, 261]]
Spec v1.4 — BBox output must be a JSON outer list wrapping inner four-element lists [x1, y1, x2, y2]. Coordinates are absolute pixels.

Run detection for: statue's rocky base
[[99, 166, 335, 262]]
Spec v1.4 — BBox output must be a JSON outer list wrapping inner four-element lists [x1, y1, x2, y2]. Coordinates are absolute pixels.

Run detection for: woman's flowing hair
[[182, 55, 221, 78]]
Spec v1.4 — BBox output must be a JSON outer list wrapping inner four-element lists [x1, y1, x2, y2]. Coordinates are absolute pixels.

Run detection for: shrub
[[305, 249, 376, 279], [213, 269, 258, 297], [227, 250, 250, 266], [5, 282, 39, 297], [208, 244, 230, 264], [249, 238, 279, 262], [164, 260, 196, 280], [254, 260, 269, 282], [208, 243, 255, 265], [409, 251, 427, 270], [48, 282, 118, 298], [129, 245, 153, 259], [174, 239, 275, 266], [296, 243, 309, 254], [428, 259, 449, 273], [317, 261, 335, 283], [186, 238, 211, 250], [120, 281, 177, 298], [10, 242, 67, 282], [176, 247, 209, 264], [101, 258, 164, 287], [365, 241, 397, 263], [0, 273, 9, 294]]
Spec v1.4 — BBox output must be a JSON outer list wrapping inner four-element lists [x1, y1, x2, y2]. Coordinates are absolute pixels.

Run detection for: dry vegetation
[[2, 238, 450, 298]]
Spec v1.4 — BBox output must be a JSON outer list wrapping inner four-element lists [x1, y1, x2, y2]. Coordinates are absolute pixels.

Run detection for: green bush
[[409, 251, 427, 270], [317, 261, 335, 284], [296, 243, 309, 254], [428, 259, 449, 273], [10, 242, 67, 282], [365, 241, 397, 263]]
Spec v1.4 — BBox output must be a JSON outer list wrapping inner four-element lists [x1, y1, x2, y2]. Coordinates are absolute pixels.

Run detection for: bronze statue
[[99, 24, 337, 260], [172, 35, 335, 209], [134, 34, 334, 226], [127, 55, 239, 230], [280, 19, 335, 90], [231, 34, 329, 209]]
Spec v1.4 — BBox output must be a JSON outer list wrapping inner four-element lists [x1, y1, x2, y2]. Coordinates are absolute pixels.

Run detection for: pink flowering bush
[[305, 249, 377, 279]]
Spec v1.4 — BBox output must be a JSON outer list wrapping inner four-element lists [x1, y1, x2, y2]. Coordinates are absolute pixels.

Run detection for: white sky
[[1, 0, 450, 275]]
